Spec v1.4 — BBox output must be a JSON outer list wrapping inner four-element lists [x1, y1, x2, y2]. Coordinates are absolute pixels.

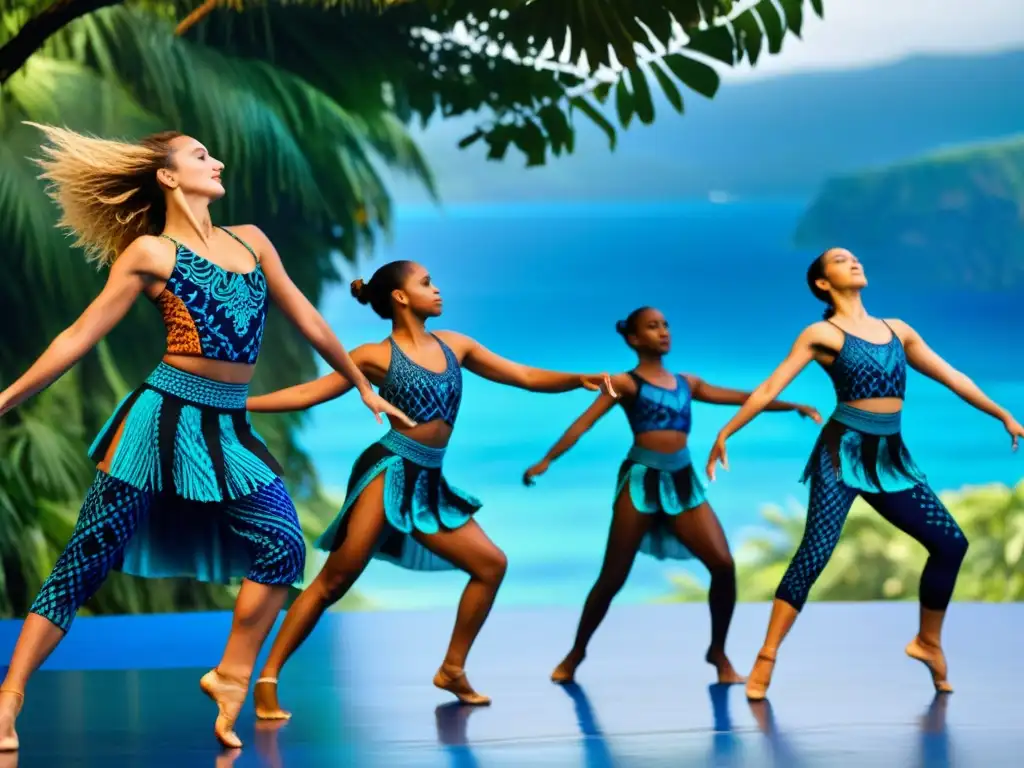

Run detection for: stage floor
[[1, 602, 1021, 767]]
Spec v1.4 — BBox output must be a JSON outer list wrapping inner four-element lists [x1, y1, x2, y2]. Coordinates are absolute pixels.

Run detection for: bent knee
[[708, 554, 736, 575], [470, 548, 508, 586]]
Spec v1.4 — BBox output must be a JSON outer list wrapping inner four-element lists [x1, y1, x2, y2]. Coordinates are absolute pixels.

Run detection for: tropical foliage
[[662, 480, 1024, 604], [0, 0, 822, 618]]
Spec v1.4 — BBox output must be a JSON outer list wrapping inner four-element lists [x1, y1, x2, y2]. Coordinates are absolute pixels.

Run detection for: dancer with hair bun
[[247, 260, 617, 715], [523, 306, 821, 685], [0, 125, 410, 751], [706, 247, 1024, 700]]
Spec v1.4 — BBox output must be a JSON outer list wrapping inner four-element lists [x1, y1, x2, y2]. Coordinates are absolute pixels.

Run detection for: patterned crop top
[[379, 335, 463, 427], [822, 320, 907, 402], [153, 228, 268, 365], [623, 371, 693, 435]]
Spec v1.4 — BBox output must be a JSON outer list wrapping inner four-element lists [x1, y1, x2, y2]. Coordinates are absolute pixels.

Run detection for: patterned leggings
[[29, 473, 306, 632], [776, 465, 968, 611]]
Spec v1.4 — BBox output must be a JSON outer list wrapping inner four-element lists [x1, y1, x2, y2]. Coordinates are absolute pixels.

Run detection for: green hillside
[[795, 134, 1024, 290]]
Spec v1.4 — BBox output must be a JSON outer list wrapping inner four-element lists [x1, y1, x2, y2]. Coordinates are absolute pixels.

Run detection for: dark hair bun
[[350, 278, 369, 304], [615, 320, 628, 336]]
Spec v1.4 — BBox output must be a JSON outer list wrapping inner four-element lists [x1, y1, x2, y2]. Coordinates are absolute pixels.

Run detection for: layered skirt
[[89, 362, 286, 582], [801, 403, 927, 492], [315, 430, 481, 571], [614, 445, 707, 561]]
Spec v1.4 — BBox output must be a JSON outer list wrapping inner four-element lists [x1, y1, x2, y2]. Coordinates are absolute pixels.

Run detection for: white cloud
[[726, 0, 1024, 80]]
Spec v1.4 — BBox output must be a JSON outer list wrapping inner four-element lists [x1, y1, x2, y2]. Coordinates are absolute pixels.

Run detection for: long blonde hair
[[28, 123, 183, 267]]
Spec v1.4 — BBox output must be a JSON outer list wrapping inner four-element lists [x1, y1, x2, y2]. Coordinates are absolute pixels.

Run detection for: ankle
[[915, 634, 942, 650], [214, 666, 251, 688]]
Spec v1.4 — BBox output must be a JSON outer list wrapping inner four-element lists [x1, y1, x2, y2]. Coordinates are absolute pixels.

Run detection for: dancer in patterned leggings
[[522, 306, 820, 685], [246, 260, 615, 716], [0, 125, 410, 751], [706, 247, 1023, 700]]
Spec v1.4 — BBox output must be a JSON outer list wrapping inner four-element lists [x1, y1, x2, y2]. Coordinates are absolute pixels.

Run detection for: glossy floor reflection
[[1, 602, 1022, 766]]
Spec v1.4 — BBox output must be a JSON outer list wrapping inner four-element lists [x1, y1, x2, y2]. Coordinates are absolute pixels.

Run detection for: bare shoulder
[[884, 318, 915, 341], [352, 338, 392, 377], [433, 330, 475, 358], [224, 224, 273, 258], [611, 371, 638, 397], [802, 320, 842, 345], [118, 234, 174, 279]]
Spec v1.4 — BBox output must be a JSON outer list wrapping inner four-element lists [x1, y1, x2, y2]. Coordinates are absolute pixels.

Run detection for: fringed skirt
[[801, 403, 927, 492], [315, 430, 481, 571], [89, 362, 285, 582], [614, 446, 707, 561]]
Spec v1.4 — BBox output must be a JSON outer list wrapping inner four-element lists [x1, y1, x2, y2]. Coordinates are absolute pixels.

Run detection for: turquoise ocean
[[293, 199, 1023, 609]]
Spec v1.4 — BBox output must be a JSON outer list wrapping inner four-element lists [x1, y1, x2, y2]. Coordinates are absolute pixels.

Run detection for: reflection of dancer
[[246, 260, 615, 714], [0, 126, 408, 751], [707, 248, 1023, 700], [524, 307, 820, 684]]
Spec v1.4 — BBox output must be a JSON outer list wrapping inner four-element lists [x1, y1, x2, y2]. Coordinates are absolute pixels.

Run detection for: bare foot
[[551, 651, 585, 684], [254, 678, 292, 720], [200, 669, 248, 748], [0, 690, 23, 752], [706, 648, 746, 685], [746, 649, 777, 701], [433, 664, 491, 706], [905, 637, 953, 693]]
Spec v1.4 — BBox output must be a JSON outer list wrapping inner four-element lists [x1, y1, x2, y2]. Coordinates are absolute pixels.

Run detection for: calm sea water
[[294, 200, 1023, 609]]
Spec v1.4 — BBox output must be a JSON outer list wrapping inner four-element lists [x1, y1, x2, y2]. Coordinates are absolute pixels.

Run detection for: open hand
[[1005, 415, 1023, 451], [797, 404, 823, 424], [706, 435, 729, 482], [362, 390, 417, 428], [523, 459, 550, 487], [582, 373, 618, 398]]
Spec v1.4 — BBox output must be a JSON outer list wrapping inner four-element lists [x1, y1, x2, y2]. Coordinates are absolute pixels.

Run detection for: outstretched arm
[[523, 390, 620, 485], [896, 320, 1022, 447], [0, 240, 160, 417], [247, 364, 363, 413], [446, 332, 616, 396], [244, 226, 414, 427], [688, 376, 821, 420], [706, 325, 824, 480]]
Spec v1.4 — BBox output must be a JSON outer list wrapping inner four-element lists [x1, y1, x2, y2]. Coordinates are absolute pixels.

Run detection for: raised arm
[[523, 384, 624, 486], [894, 319, 1022, 448], [705, 324, 826, 480], [0, 239, 164, 417], [441, 332, 616, 396], [242, 226, 414, 427], [687, 376, 821, 421]]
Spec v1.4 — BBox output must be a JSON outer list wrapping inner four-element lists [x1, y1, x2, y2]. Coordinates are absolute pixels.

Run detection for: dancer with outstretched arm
[[523, 306, 821, 685], [706, 247, 1022, 700], [247, 260, 616, 717]]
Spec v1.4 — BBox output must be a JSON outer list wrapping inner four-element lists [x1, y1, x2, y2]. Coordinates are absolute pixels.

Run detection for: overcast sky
[[726, 0, 1024, 79]]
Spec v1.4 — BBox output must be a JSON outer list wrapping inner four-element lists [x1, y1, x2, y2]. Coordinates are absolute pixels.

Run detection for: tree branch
[[0, 0, 124, 85]]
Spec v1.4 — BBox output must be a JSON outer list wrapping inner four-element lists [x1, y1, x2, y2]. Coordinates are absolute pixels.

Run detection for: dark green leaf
[[593, 81, 612, 104], [484, 124, 513, 161], [777, 0, 804, 38], [733, 9, 764, 65], [663, 52, 720, 99], [458, 128, 483, 148], [615, 77, 634, 128], [537, 104, 571, 155], [569, 95, 616, 150], [628, 66, 654, 125], [755, 0, 785, 54], [651, 60, 683, 113], [513, 119, 547, 167], [811, 0, 825, 17], [685, 24, 736, 66]]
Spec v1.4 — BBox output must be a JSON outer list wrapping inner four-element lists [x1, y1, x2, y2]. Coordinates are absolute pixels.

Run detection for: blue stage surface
[[1, 602, 1021, 767]]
